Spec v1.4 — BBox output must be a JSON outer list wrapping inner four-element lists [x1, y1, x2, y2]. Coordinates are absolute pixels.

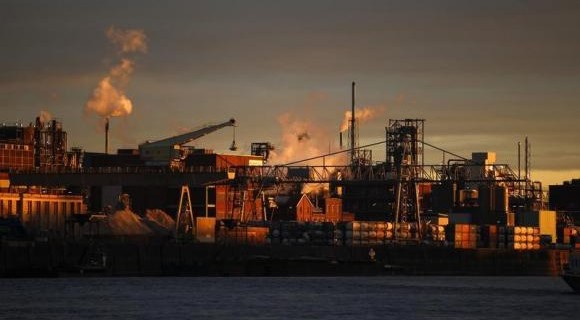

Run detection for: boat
[[78, 243, 109, 276], [561, 251, 580, 293]]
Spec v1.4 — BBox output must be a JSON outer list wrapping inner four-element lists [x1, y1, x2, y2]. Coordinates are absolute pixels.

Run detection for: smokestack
[[351, 81, 355, 166], [518, 141, 521, 196], [105, 117, 110, 154]]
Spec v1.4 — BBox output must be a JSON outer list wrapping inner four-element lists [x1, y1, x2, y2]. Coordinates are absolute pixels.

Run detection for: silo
[[494, 186, 509, 213]]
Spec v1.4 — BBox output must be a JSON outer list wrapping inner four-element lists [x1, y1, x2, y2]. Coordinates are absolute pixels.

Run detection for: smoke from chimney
[[84, 26, 148, 145], [269, 113, 345, 166], [340, 106, 385, 132], [39, 110, 53, 123], [105, 26, 148, 54]]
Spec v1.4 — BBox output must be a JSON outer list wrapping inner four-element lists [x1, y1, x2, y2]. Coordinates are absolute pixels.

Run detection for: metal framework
[[175, 186, 195, 236], [392, 133, 422, 240], [386, 119, 424, 176], [226, 163, 525, 185]]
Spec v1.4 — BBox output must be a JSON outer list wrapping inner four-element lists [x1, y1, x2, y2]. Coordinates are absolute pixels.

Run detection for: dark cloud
[[4, 0, 580, 82]]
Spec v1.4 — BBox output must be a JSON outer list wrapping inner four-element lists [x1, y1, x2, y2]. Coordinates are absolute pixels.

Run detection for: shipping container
[[517, 210, 557, 243], [446, 224, 478, 249], [196, 217, 216, 243], [448, 212, 472, 224]]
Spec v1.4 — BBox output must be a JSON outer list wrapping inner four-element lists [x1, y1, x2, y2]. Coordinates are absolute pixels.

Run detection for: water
[[0, 277, 577, 319]]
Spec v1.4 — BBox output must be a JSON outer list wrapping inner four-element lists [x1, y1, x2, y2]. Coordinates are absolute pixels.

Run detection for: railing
[[8, 166, 230, 175], [228, 163, 525, 184]]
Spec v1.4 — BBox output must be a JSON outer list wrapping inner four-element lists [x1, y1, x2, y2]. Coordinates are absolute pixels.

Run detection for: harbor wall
[[0, 239, 570, 277]]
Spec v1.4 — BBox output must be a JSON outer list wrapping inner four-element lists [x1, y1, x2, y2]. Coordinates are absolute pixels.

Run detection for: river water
[[0, 276, 577, 319]]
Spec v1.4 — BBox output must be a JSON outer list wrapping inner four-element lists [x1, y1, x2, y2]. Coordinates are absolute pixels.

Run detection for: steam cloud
[[269, 113, 347, 195], [85, 26, 147, 121], [105, 27, 148, 54], [39, 110, 52, 123], [340, 106, 385, 132], [269, 113, 345, 166]]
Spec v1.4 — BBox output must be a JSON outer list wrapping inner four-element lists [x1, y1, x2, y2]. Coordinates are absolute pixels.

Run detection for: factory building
[[1, 118, 85, 238], [549, 179, 580, 224], [3, 114, 572, 248], [0, 191, 85, 237], [550, 179, 580, 212], [0, 117, 69, 171]]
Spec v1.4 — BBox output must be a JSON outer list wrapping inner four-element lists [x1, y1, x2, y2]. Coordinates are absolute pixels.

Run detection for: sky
[[1, 0, 580, 186]]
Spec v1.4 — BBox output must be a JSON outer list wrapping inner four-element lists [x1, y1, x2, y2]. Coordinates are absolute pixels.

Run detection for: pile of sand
[[108, 209, 153, 236], [145, 209, 176, 231]]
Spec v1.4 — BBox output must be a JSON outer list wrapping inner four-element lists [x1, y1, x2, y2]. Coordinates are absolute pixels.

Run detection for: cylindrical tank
[[494, 186, 508, 213], [432, 182, 456, 211], [459, 189, 479, 207], [478, 185, 491, 214]]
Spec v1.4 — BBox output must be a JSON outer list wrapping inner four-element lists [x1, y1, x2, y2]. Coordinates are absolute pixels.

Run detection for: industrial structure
[[1, 93, 579, 276]]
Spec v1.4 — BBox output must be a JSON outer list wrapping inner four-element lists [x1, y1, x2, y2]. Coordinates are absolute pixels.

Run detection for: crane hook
[[229, 125, 238, 151]]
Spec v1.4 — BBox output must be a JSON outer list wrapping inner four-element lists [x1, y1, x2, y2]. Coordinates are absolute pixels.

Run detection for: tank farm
[[1, 85, 578, 277]]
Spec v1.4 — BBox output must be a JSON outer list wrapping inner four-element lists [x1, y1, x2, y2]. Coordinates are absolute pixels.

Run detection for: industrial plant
[[0, 84, 579, 277]]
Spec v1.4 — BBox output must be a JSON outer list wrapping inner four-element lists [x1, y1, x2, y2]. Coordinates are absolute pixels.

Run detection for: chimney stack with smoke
[[105, 117, 110, 154], [84, 26, 148, 152]]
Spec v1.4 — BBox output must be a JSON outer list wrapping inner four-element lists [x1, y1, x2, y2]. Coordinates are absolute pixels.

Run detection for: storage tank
[[478, 185, 491, 214], [494, 186, 508, 213], [432, 182, 456, 212], [459, 189, 478, 207]]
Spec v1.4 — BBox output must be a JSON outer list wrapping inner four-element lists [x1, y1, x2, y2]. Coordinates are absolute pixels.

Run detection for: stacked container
[[269, 221, 334, 246], [504, 226, 540, 250], [498, 226, 508, 249], [446, 224, 478, 249], [558, 227, 579, 245], [480, 225, 499, 248], [396, 222, 418, 241], [343, 221, 394, 246], [217, 223, 269, 245], [425, 224, 446, 243]]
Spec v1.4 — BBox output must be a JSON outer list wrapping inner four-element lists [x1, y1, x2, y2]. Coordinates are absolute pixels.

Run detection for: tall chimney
[[105, 117, 110, 154], [350, 81, 356, 166], [518, 141, 521, 196]]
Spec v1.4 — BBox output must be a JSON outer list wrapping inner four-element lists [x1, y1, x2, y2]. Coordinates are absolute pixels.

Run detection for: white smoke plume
[[85, 26, 147, 123], [39, 110, 52, 123], [340, 105, 386, 132], [268, 113, 346, 196], [85, 59, 134, 118], [269, 113, 345, 166], [106, 26, 148, 54]]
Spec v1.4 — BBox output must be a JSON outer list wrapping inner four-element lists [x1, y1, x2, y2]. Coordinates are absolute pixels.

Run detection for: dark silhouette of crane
[[139, 118, 236, 168]]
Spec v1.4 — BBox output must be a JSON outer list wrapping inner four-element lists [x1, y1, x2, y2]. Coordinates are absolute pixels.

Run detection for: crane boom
[[139, 118, 236, 167], [140, 118, 236, 148]]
